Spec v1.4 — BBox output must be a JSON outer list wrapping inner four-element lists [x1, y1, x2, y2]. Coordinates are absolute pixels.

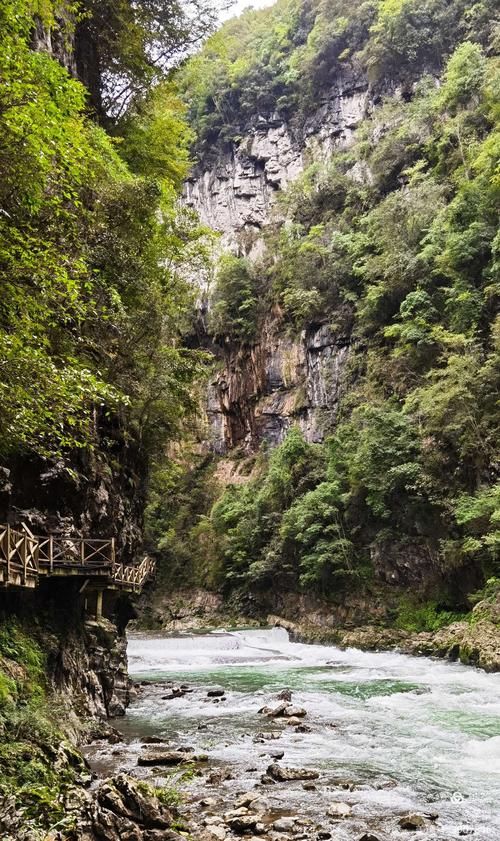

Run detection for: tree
[[74, 0, 229, 117]]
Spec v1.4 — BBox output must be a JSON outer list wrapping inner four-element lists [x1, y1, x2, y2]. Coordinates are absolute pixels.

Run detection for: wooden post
[[96, 590, 103, 620], [49, 535, 54, 573], [21, 535, 27, 584], [111, 537, 116, 566], [80, 540, 85, 565]]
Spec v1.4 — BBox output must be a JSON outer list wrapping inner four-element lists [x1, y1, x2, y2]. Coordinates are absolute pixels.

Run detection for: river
[[87, 628, 500, 840]]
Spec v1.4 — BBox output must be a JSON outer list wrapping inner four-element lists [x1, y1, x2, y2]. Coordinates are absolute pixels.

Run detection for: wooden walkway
[[0, 524, 155, 593]]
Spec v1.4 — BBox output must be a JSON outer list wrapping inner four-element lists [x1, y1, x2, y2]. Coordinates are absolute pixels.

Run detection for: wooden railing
[[36, 535, 116, 572], [113, 556, 156, 592], [0, 524, 155, 591], [0, 525, 39, 586]]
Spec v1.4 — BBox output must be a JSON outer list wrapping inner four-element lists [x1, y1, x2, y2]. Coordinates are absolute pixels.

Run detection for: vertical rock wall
[[186, 77, 368, 452]]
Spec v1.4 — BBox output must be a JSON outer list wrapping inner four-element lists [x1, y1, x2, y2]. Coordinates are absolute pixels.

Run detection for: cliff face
[[206, 318, 351, 453], [0, 432, 145, 562], [184, 73, 368, 244], [186, 75, 368, 453]]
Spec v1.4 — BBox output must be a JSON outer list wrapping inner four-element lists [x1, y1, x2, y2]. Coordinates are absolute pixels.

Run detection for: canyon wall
[[185, 73, 370, 453]]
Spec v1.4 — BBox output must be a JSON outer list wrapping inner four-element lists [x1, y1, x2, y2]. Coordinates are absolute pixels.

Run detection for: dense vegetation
[[0, 0, 217, 833], [152, 0, 500, 617], [0, 620, 84, 832], [0, 0, 215, 471]]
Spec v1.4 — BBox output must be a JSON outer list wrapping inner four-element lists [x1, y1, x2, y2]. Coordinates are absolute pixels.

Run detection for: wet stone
[[267, 764, 319, 782], [399, 814, 426, 830], [326, 802, 352, 819], [138, 750, 193, 766]]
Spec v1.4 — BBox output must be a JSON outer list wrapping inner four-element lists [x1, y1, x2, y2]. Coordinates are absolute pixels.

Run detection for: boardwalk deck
[[0, 524, 155, 593]]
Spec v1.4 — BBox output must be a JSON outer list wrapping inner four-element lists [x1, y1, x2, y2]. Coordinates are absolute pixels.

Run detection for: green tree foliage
[[177, 0, 496, 152], [209, 256, 262, 343], [145, 453, 222, 591], [75, 0, 226, 116], [211, 429, 329, 590], [0, 1, 207, 464]]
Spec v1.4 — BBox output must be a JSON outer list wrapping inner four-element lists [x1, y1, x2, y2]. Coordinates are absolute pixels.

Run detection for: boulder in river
[[209, 828, 227, 840], [276, 689, 293, 701], [399, 814, 426, 830], [235, 792, 265, 809], [284, 705, 307, 718], [359, 834, 381, 841], [266, 702, 290, 718], [207, 769, 233, 785], [162, 685, 187, 700], [208, 689, 226, 698], [138, 749, 193, 766], [273, 816, 296, 831], [227, 814, 265, 834], [327, 802, 352, 819], [267, 763, 319, 782]]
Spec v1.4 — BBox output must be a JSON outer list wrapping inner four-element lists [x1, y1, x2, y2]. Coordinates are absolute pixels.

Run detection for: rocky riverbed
[[81, 628, 500, 841]]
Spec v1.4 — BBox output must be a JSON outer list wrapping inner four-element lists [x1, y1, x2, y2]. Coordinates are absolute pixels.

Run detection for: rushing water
[[94, 629, 500, 839]]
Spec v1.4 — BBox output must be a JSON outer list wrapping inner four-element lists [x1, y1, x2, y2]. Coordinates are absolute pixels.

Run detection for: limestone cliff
[[206, 318, 351, 453], [186, 76, 369, 452], [184, 72, 368, 244]]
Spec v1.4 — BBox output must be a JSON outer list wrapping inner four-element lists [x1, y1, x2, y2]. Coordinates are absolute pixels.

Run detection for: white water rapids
[[102, 628, 499, 839]]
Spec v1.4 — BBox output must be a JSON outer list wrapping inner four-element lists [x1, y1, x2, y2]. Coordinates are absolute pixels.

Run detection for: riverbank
[[269, 615, 500, 673], [0, 614, 184, 841]]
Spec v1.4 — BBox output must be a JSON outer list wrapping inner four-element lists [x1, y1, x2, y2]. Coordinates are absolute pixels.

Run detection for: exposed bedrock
[[185, 75, 372, 452], [184, 74, 369, 245], [206, 319, 350, 453]]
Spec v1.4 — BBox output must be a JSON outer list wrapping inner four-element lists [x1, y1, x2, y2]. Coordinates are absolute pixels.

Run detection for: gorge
[[0, 0, 499, 838]]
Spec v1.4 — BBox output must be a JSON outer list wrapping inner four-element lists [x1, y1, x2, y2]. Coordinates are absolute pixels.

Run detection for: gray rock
[[276, 689, 293, 701], [273, 817, 296, 831], [138, 750, 192, 766], [267, 763, 319, 782], [284, 705, 307, 718], [399, 814, 426, 830], [326, 802, 352, 819]]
